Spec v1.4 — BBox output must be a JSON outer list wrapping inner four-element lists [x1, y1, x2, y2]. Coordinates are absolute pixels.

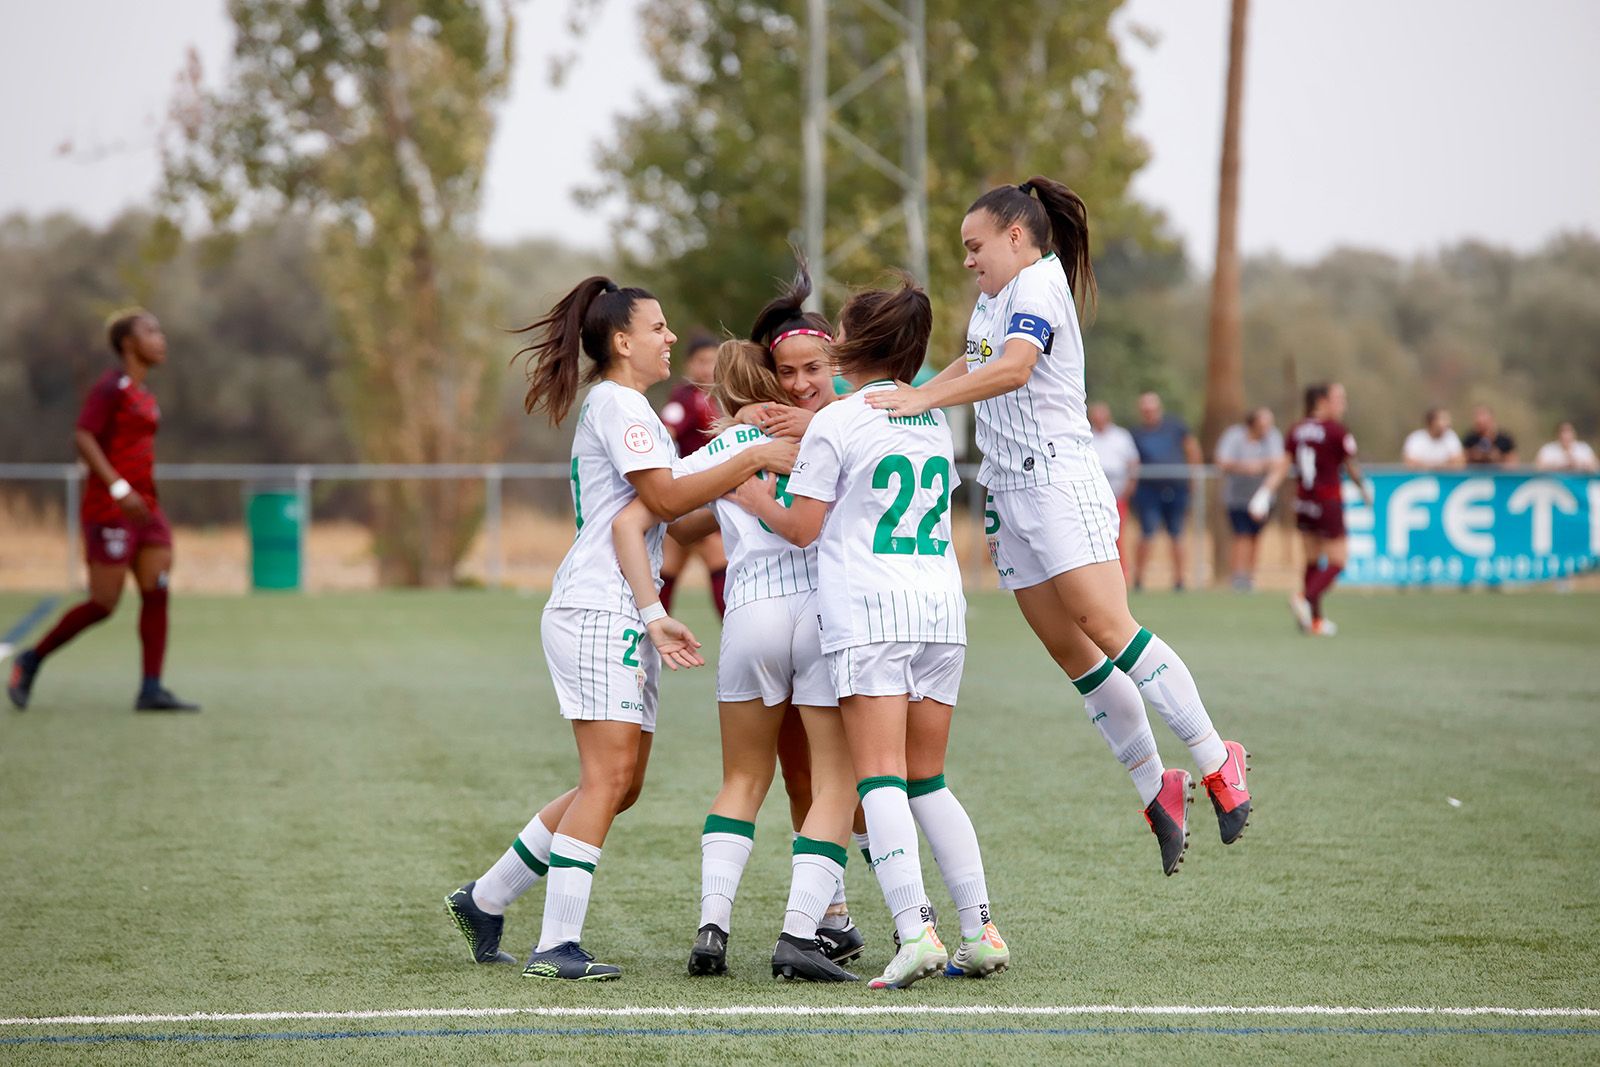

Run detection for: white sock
[[473, 814, 554, 914], [852, 830, 871, 865], [1115, 628, 1227, 774], [1074, 657, 1166, 806], [859, 778, 931, 944], [782, 838, 846, 940], [536, 834, 602, 951], [908, 775, 991, 939], [699, 815, 755, 933]]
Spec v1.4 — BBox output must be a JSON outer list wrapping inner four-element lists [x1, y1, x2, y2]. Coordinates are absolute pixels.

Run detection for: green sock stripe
[[702, 814, 755, 839], [511, 838, 549, 877], [859, 847, 872, 864], [1113, 627, 1154, 674], [792, 836, 849, 867], [856, 775, 908, 800], [547, 853, 596, 875], [1072, 657, 1117, 696], [907, 774, 947, 798]]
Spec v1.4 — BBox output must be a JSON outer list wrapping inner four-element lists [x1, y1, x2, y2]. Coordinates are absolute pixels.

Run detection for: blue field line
[[4, 1023, 1598, 1047], [1, 596, 59, 648]]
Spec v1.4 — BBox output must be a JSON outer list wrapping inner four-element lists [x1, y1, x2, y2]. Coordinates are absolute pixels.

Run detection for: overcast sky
[[4, 0, 1597, 264]]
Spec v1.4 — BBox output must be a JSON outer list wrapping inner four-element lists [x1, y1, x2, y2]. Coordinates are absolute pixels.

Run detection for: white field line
[[2, 1004, 1598, 1027]]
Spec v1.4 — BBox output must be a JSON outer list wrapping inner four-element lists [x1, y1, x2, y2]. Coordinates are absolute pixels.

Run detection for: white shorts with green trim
[[540, 606, 660, 732], [824, 641, 965, 705], [987, 477, 1121, 590], [716, 590, 837, 708]]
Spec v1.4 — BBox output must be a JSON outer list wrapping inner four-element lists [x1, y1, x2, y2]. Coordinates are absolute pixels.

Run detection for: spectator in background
[[1089, 401, 1140, 577], [1130, 391, 1201, 591], [1462, 405, 1517, 466], [1535, 421, 1600, 472], [1402, 407, 1466, 469], [1215, 407, 1283, 591]]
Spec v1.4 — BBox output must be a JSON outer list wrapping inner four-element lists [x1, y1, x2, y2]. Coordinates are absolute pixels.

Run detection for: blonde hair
[[710, 339, 791, 431]]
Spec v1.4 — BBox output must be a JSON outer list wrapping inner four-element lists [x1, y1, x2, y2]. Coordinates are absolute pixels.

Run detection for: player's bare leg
[[1052, 561, 1251, 850], [131, 545, 197, 711], [8, 563, 126, 711]]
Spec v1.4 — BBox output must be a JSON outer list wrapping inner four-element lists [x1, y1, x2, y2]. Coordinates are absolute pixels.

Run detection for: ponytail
[[511, 275, 655, 425], [833, 274, 931, 385], [751, 257, 834, 362], [967, 176, 1098, 319]]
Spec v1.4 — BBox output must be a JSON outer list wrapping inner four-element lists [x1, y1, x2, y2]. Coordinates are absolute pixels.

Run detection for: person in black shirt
[[1462, 405, 1517, 466]]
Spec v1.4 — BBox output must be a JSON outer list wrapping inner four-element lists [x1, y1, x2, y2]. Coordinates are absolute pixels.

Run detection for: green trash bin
[[248, 490, 302, 591]]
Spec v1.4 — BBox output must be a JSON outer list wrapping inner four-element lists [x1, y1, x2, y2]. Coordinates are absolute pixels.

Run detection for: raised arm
[[865, 340, 1034, 418], [627, 439, 797, 521], [726, 474, 828, 548]]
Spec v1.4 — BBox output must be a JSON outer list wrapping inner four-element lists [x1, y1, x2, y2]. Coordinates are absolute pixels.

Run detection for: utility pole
[[801, 0, 927, 312]]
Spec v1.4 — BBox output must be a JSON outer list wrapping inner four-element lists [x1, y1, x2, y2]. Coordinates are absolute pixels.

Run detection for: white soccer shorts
[[825, 641, 965, 706], [716, 590, 837, 708], [540, 607, 660, 732], [987, 477, 1121, 590]]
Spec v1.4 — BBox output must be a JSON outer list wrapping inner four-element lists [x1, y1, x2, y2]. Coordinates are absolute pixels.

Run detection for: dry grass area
[[0, 496, 1323, 595]]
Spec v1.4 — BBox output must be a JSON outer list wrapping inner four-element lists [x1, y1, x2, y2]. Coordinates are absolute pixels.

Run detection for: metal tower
[[802, 0, 927, 311]]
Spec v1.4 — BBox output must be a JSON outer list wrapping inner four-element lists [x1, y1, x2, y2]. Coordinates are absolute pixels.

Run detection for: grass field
[[1, 588, 1597, 1064]]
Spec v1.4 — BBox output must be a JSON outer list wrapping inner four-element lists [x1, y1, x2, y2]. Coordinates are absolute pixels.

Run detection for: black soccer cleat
[[7, 650, 39, 710], [444, 882, 517, 964], [1143, 769, 1194, 877], [687, 923, 728, 976], [771, 932, 859, 982], [135, 686, 201, 712], [522, 941, 621, 981], [817, 917, 866, 965]]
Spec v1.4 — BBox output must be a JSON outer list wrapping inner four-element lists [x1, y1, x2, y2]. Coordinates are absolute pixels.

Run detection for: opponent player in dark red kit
[[1251, 382, 1371, 637], [7, 309, 200, 712], [657, 334, 729, 615]]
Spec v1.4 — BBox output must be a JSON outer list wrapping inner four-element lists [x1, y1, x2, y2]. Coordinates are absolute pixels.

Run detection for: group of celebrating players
[[441, 176, 1257, 989]]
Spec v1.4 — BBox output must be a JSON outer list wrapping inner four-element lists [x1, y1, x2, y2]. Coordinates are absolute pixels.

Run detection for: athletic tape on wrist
[[640, 602, 668, 625], [109, 478, 132, 501]]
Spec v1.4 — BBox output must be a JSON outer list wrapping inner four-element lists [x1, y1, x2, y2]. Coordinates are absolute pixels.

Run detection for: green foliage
[[587, 0, 1176, 359], [160, 0, 516, 585]]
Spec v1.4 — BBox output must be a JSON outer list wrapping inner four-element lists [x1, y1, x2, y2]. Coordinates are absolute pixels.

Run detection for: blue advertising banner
[[1341, 472, 1600, 586]]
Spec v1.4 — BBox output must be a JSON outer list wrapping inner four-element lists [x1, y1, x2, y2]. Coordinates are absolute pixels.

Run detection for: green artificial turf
[[1, 588, 1597, 1064]]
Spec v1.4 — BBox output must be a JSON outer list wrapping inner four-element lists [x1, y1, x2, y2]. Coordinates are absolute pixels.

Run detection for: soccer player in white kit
[[867, 179, 1253, 877], [741, 278, 1009, 989], [614, 330, 864, 982], [443, 277, 795, 981]]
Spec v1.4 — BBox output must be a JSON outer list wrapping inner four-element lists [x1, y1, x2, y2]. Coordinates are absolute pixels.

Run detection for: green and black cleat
[[772, 933, 859, 982], [523, 941, 621, 981], [444, 882, 517, 964], [687, 923, 728, 976]]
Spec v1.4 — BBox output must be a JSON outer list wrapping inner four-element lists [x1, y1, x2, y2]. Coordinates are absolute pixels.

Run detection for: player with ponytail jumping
[[443, 278, 795, 981], [866, 178, 1252, 877], [741, 277, 1009, 989]]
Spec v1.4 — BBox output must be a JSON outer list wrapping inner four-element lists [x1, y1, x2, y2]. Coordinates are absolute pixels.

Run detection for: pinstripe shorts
[[540, 607, 660, 732], [987, 477, 1121, 590]]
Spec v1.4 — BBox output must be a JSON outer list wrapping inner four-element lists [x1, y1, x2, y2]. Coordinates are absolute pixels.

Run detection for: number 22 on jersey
[[871, 453, 951, 556]]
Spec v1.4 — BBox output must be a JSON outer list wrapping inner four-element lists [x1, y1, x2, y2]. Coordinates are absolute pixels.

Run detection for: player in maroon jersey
[[657, 334, 729, 616], [7, 310, 199, 712], [1251, 382, 1372, 636]]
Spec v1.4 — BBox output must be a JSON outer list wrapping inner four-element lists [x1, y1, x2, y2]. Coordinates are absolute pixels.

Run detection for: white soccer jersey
[[786, 382, 966, 654], [547, 381, 674, 617], [965, 252, 1097, 490], [677, 424, 819, 613]]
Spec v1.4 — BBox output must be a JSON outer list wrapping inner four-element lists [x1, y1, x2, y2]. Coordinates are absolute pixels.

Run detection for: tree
[[159, 0, 514, 585], [586, 0, 1174, 359]]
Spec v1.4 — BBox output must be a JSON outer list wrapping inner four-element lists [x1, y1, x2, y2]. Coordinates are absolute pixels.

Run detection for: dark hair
[[685, 332, 719, 357], [751, 260, 833, 354], [1304, 382, 1331, 417], [107, 308, 150, 358], [967, 176, 1097, 317], [832, 275, 931, 385], [511, 276, 655, 424], [1424, 406, 1446, 426]]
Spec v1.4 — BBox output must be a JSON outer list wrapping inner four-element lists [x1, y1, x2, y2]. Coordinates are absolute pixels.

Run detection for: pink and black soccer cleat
[[1142, 769, 1193, 876], [1202, 740, 1252, 844]]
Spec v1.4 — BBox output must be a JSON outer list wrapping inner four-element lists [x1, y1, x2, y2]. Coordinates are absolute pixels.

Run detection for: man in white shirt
[[1535, 422, 1600, 472], [1089, 401, 1139, 577], [1402, 408, 1466, 470]]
